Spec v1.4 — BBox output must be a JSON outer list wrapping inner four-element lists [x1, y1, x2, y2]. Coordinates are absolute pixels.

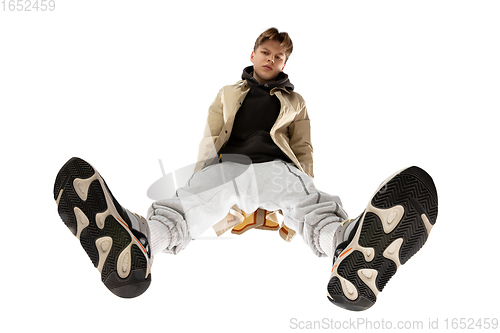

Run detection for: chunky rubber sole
[[327, 166, 438, 311], [53, 157, 152, 298]]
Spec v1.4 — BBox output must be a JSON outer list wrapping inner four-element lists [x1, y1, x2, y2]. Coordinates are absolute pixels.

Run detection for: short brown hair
[[254, 27, 293, 62]]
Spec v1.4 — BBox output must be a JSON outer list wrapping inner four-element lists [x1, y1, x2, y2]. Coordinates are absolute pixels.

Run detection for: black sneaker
[[327, 166, 438, 311], [53, 157, 152, 298]]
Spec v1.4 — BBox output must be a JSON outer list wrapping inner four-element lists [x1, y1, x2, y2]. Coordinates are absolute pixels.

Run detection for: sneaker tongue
[[124, 209, 152, 258], [332, 215, 362, 264], [125, 209, 141, 232], [343, 217, 359, 243]]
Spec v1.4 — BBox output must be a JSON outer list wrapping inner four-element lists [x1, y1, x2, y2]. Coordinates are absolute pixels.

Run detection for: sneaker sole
[[53, 157, 151, 298], [327, 166, 438, 311]]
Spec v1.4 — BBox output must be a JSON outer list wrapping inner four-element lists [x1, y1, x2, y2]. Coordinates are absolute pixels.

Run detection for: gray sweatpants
[[147, 160, 348, 256]]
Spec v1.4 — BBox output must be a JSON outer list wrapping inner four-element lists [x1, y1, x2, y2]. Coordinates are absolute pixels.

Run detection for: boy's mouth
[[263, 65, 273, 70]]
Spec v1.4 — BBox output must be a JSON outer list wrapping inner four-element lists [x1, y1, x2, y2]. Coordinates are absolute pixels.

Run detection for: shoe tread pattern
[[327, 166, 438, 311], [54, 157, 151, 298]]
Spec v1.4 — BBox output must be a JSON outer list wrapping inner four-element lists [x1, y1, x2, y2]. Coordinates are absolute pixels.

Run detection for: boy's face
[[251, 39, 287, 84]]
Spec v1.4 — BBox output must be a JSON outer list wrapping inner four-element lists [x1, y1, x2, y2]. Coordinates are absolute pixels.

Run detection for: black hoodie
[[218, 66, 293, 164]]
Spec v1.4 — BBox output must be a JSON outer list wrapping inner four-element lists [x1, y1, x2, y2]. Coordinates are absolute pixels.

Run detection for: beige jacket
[[195, 79, 314, 178]]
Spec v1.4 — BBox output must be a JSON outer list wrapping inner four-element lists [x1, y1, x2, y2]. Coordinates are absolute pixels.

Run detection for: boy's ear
[[250, 51, 255, 63]]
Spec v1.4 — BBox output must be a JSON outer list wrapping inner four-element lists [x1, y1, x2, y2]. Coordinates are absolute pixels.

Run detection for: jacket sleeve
[[194, 88, 225, 172], [288, 96, 314, 178]]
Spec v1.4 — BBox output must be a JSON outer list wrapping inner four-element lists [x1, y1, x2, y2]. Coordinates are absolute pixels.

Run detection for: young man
[[53, 28, 438, 311]]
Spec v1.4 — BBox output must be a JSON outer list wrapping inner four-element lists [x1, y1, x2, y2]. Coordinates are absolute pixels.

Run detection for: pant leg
[[252, 161, 348, 257], [147, 159, 347, 257], [147, 161, 256, 254]]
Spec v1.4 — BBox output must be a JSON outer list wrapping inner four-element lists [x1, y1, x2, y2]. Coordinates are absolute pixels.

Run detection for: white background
[[1, 1, 499, 332]]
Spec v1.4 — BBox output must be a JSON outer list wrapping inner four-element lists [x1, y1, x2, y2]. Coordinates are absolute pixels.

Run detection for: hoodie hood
[[242, 66, 294, 91]]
